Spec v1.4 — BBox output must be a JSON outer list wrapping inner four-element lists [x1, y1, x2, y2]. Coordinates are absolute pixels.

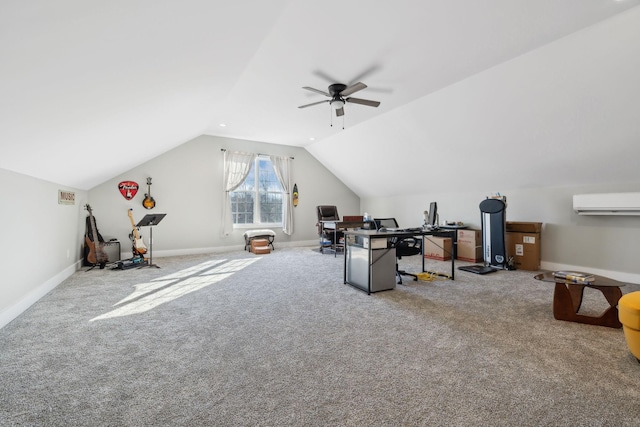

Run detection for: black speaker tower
[[479, 197, 507, 269]]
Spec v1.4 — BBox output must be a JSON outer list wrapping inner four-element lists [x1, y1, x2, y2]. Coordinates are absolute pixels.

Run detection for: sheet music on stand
[[136, 213, 166, 268]]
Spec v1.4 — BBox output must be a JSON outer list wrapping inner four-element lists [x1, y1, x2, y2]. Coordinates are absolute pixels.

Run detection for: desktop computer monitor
[[428, 202, 438, 227]]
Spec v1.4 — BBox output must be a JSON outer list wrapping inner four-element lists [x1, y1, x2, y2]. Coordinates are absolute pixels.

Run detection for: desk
[[534, 272, 625, 328], [343, 228, 457, 294], [319, 220, 368, 256]]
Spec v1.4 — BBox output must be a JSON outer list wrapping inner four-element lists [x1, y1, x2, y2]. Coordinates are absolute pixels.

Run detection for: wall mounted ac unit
[[573, 192, 640, 215]]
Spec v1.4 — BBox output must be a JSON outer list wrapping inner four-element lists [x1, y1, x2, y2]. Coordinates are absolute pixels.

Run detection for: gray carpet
[[1, 246, 639, 426]]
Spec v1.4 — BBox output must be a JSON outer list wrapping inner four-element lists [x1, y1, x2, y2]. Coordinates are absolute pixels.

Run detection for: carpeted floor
[[1, 246, 639, 426]]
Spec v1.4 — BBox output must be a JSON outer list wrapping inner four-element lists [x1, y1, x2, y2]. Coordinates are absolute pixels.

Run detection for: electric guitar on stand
[[85, 204, 109, 268], [142, 177, 156, 210], [127, 209, 147, 255]]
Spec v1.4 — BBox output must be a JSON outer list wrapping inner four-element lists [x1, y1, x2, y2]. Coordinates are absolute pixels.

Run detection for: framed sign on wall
[[58, 190, 75, 205]]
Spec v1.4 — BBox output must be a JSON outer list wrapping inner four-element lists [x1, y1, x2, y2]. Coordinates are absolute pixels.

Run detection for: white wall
[[362, 181, 640, 283], [86, 135, 360, 257], [0, 168, 88, 328]]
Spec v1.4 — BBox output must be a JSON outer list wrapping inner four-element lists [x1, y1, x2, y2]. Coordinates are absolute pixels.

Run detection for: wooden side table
[[534, 272, 625, 328]]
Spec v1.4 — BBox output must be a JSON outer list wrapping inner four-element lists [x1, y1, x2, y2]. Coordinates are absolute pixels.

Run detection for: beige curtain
[[221, 150, 256, 237], [270, 155, 293, 235]]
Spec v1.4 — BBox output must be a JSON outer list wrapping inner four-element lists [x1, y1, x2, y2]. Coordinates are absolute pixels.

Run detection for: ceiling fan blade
[[346, 97, 380, 107], [313, 70, 340, 84], [335, 107, 344, 117], [298, 100, 329, 109], [302, 86, 330, 97], [348, 65, 381, 86], [340, 82, 367, 97]]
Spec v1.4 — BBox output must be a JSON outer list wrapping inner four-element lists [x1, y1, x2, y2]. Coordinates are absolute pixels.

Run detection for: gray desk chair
[[374, 218, 422, 284]]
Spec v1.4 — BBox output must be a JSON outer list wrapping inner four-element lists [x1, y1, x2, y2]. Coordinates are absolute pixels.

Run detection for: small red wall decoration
[[118, 181, 139, 200]]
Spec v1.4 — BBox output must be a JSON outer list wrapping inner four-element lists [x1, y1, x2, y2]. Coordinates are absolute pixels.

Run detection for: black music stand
[[136, 213, 166, 268]]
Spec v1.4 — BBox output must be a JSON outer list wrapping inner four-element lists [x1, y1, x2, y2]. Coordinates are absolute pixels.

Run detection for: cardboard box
[[506, 222, 542, 233], [505, 222, 542, 271], [252, 246, 271, 254], [251, 238, 268, 248], [423, 237, 452, 261], [363, 237, 387, 249], [251, 239, 271, 254], [456, 229, 482, 262]]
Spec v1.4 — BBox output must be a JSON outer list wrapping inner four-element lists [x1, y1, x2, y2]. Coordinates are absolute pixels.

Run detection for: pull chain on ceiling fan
[[298, 82, 380, 121]]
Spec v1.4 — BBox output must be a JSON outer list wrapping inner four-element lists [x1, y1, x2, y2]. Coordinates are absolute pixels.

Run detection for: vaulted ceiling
[[2, 1, 640, 196]]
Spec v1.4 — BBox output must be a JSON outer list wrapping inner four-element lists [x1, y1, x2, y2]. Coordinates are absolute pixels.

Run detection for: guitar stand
[[135, 213, 167, 268]]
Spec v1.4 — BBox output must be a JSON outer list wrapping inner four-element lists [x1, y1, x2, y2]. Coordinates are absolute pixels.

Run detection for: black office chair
[[374, 218, 422, 284], [316, 205, 343, 253]]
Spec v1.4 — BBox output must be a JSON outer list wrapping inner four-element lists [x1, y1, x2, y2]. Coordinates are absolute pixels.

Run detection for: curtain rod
[[220, 148, 294, 159]]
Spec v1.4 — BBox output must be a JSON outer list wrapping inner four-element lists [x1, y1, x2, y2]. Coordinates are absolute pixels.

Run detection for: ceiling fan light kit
[[298, 81, 380, 123]]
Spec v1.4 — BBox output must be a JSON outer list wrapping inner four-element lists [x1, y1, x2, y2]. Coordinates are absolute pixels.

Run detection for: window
[[230, 157, 284, 226]]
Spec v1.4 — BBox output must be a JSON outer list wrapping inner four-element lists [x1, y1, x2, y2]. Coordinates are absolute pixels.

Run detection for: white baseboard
[[151, 240, 319, 258], [540, 261, 640, 285], [151, 245, 245, 258], [0, 260, 81, 329]]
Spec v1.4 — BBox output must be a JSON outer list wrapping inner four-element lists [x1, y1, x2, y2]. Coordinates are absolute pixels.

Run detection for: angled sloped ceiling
[[0, 0, 290, 189], [1, 1, 639, 191], [307, 6, 640, 198]]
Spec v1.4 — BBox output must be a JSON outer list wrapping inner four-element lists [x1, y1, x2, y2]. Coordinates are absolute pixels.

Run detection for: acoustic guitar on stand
[[127, 208, 147, 255], [85, 204, 109, 267], [142, 177, 156, 209]]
